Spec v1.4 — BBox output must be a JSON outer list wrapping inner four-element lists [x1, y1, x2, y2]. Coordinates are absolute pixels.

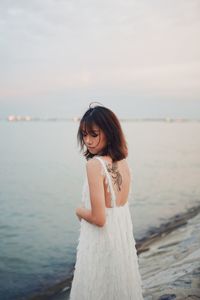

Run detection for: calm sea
[[0, 120, 200, 300]]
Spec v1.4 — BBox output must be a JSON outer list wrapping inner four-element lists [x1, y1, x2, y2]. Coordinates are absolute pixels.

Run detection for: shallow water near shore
[[0, 120, 200, 299]]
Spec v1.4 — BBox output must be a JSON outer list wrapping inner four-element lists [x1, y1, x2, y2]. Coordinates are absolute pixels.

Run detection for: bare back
[[99, 156, 131, 208]]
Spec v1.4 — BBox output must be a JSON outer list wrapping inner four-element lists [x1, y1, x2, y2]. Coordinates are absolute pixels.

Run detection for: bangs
[[80, 118, 98, 135]]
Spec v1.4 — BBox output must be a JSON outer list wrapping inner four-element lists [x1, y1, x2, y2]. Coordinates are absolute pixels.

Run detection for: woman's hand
[[75, 207, 82, 221]]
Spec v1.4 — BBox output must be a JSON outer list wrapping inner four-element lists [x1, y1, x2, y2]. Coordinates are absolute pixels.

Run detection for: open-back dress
[[69, 156, 144, 299]]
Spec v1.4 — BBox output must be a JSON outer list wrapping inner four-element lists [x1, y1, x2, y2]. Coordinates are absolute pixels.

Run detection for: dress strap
[[94, 156, 117, 207]]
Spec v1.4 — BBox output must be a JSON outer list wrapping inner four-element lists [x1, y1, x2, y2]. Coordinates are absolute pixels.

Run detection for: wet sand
[[27, 204, 200, 300]]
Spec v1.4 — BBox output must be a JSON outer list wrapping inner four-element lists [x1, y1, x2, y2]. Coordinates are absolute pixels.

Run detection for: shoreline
[[27, 204, 200, 300], [136, 204, 200, 255]]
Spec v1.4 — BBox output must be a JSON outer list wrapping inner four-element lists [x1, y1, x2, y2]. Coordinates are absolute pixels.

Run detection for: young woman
[[69, 103, 144, 299]]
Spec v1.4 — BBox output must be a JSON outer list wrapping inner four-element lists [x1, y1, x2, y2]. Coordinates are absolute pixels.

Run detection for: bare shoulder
[[86, 157, 102, 174], [119, 157, 129, 167], [120, 158, 132, 176]]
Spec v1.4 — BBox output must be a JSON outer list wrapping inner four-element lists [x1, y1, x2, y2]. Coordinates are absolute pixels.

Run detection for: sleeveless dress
[[69, 156, 144, 300]]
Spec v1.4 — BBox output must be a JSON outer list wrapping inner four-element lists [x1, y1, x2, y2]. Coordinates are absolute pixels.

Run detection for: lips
[[87, 146, 96, 151]]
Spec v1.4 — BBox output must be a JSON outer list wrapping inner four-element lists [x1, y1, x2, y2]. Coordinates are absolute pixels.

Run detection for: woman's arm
[[76, 206, 95, 224], [76, 159, 106, 227]]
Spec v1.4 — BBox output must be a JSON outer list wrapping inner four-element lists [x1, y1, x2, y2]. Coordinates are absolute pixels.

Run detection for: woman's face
[[82, 124, 107, 155]]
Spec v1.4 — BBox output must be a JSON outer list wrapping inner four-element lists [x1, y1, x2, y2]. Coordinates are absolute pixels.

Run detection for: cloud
[[0, 0, 200, 103]]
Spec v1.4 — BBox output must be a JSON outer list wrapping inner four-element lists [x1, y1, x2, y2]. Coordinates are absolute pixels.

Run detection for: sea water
[[0, 120, 200, 300]]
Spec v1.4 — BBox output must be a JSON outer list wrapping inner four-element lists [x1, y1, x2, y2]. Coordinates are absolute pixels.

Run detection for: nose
[[85, 135, 92, 145]]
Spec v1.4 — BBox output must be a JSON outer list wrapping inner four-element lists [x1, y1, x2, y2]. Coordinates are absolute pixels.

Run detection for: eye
[[81, 131, 87, 137], [81, 131, 98, 137]]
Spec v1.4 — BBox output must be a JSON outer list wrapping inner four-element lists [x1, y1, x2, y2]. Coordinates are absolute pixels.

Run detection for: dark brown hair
[[77, 105, 128, 161]]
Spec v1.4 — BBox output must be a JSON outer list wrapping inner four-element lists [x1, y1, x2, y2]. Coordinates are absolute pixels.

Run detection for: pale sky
[[1, 0, 200, 118]]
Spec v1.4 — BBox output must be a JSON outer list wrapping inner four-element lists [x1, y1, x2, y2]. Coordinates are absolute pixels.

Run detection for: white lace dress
[[69, 156, 144, 300]]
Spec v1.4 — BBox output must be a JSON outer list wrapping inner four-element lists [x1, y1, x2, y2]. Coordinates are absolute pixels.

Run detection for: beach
[[26, 204, 200, 300], [1, 0, 200, 297], [139, 205, 200, 299]]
